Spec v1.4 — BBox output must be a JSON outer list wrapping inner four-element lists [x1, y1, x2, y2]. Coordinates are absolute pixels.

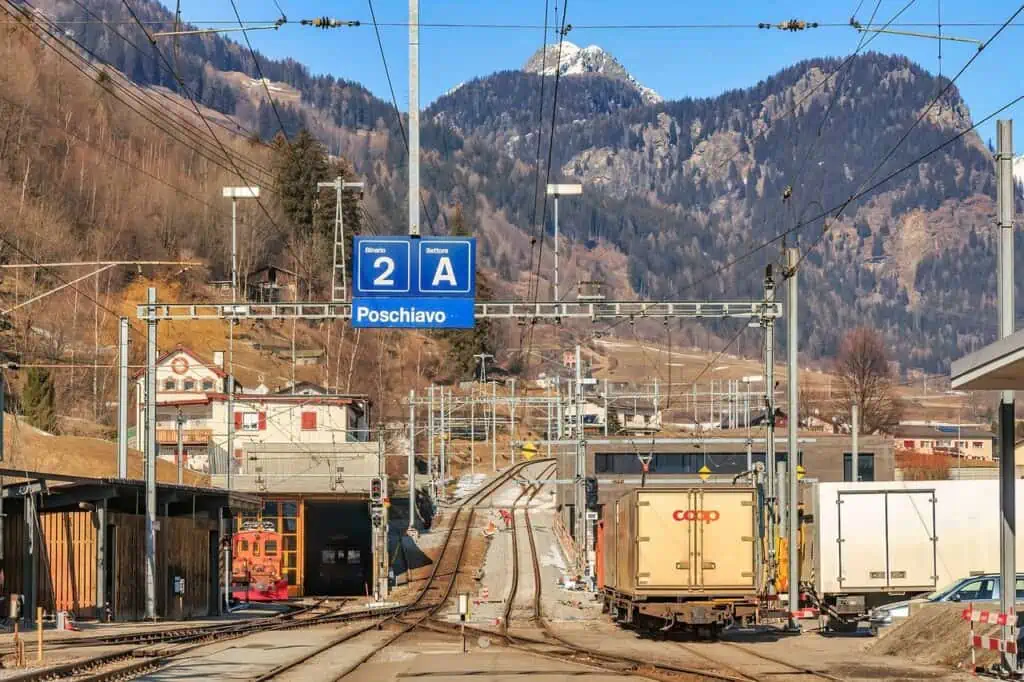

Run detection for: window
[[252, 541, 260, 557], [237, 412, 265, 432], [973, 441, 985, 448], [183, 379, 195, 391], [843, 453, 875, 482], [264, 540, 278, 556], [1015, 578, 1024, 600], [903, 440, 915, 449], [163, 378, 177, 391], [321, 550, 336, 564], [202, 379, 215, 391], [239, 540, 249, 552], [953, 578, 995, 601], [301, 411, 317, 430], [921, 440, 932, 448], [347, 550, 361, 565]]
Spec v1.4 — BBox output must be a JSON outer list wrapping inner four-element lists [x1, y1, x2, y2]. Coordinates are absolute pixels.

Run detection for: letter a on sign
[[432, 257, 457, 287]]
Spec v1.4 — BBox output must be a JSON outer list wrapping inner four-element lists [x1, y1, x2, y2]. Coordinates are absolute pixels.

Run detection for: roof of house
[[889, 424, 994, 440], [133, 344, 228, 379], [248, 264, 299, 278]]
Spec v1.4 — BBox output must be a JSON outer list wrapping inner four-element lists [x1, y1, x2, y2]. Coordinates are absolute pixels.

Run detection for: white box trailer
[[808, 479, 1024, 602]]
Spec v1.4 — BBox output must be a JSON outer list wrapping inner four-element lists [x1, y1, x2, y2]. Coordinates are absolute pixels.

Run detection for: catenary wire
[[2, 1, 279, 189], [228, 0, 291, 141], [789, 2, 1024, 274]]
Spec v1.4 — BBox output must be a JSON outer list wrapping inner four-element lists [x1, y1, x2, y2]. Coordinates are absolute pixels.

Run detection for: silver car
[[869, 573, 1024, 624]]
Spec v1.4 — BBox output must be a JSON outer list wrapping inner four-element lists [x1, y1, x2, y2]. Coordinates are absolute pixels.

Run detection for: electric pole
[[785, 247, 800, 631], [317, 177, 364, 302], [144, 287, 157, 620], [474, 353, 493, 383], [996, 119, 1016, 674], [762, 266, 777, 595]]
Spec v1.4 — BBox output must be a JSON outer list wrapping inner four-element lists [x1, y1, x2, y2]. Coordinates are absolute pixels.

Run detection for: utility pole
[[603, 379, 609, 436], [144, 287, 157, 620], [470, 385, 475, 477], [428, 385, 434, 493], [176, 408, 185, 485], [996, 119, 1016, 674], [439, 387, 446, 500], [317, 177, 364, 301], [408, 389, 415, 533], [492, 380, 497, 471], [373, 429, 390, 601], [117, 317, 129, 479], [851, 404, 859, 481], [785, 247, 800, 631], [408, 0, 420, 237], [474, 353, 493, 383], [510, 379, 516, 464], [574, 344, 586, 577], [762, 267, 777, 595]]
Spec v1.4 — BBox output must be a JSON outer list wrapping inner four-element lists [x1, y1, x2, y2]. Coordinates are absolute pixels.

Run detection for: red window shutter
[[302, 412, 317, 430], [234, 412, 243, 429], [258, 412, 267, 430]]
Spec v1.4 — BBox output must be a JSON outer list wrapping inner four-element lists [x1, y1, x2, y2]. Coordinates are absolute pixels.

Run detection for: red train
[[231, 520, 289, 602]]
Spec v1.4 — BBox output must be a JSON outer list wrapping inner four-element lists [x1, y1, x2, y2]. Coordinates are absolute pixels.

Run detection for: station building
[[134, 346, 383, 598]]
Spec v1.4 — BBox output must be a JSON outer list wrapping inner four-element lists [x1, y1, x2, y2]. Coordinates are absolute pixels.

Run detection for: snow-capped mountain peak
[[523, 41, 662, 104]]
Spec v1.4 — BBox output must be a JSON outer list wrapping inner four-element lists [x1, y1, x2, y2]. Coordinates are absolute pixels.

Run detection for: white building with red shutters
[[134, 345, 374, 493]]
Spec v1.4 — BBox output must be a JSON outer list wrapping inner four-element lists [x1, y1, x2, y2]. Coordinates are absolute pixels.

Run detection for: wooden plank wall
[[37, 512, 98, 618], [109, 513, 215, 620], [3, 511, 26, 596]]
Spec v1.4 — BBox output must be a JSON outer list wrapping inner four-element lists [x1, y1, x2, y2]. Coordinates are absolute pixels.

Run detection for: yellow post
[[36, 607, 43, 662]]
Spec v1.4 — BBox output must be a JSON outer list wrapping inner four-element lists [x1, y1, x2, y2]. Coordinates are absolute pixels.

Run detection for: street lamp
[[545, 183, 582, 302], [317, 178, 364, 302], [222, 186, 260, 306]]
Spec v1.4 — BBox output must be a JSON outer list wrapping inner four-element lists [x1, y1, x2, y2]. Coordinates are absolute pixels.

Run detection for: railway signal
[[370, 476, 384, 504], [585, 477, 598, 508]]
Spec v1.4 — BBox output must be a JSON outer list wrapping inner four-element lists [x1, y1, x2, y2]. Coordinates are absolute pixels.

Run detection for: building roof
[[133, 344, 228, 379], [248, 264, 299, 278], [951, 326, 1024, 390], [888, 424, 994, 440]]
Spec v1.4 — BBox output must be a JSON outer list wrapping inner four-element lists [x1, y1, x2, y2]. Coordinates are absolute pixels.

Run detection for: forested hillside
[[16, 0, 1024, 373]]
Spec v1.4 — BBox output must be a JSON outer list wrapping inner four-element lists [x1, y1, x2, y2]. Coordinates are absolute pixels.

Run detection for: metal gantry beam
[[137, 299, 782, 321]]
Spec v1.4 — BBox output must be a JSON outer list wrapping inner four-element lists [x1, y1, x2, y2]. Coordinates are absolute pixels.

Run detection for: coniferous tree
[[22, 368, 57, 434]]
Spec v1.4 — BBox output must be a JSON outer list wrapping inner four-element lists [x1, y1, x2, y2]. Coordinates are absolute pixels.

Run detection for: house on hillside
[[246, 264, 307, 303], [889, 423, 994, 460], [607, 398, 662, 435]]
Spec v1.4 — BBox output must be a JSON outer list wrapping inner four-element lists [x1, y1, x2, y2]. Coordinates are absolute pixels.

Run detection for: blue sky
[[176, 0, 1024, 151]]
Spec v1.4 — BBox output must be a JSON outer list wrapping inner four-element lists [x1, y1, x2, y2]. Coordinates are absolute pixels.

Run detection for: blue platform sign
[[352, 236, 476, 329]]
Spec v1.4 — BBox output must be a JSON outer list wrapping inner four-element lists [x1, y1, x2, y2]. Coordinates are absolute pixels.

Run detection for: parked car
[[869, 573, 1024, 624]]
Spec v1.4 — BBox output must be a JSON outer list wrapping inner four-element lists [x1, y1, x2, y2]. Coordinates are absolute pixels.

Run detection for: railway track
[[501, 462, 556, 632], [674, 641, 843, 682], [250, 458, 553, 682]]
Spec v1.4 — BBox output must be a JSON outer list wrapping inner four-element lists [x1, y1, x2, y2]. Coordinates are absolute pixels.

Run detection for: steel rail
[[249, 459, 552, 681]]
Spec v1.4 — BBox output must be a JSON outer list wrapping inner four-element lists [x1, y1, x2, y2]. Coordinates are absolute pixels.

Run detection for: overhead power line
[[116, 0, 288, 244], [227, 0, 291, 141], [3, 1, 280, 189]]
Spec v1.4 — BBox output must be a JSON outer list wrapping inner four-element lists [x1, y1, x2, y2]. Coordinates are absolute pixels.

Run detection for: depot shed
[[0, 469, 259, 621]]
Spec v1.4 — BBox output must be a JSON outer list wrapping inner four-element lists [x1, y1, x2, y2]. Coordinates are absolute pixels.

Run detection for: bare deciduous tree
[[835, 327, 902, 434]]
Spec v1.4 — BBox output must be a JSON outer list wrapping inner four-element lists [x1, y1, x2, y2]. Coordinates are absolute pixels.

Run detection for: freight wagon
[[599, 485, 766, 636], [800, 479, 1024, 630]]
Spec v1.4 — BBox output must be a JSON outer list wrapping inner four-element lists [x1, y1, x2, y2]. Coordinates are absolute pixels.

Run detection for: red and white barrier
[[963, 604, 1018, 666], [972, 634, 1018, 654], [962, 608, 1018, 626]]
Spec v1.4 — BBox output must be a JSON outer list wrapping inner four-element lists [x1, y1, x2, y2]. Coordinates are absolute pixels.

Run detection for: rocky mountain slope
[[522, 41, 662, 104], [19, 0, 1024, 373]]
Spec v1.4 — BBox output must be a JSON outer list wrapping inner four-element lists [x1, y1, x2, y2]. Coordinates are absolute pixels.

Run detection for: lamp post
[[545, 184, 582, 302], [222, 186, 260, 306]]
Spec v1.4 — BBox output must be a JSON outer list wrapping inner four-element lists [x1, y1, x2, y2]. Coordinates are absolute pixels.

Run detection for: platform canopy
[[951, 326, 1024, 390]]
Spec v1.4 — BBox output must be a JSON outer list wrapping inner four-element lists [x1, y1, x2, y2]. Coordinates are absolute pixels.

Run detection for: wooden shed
[[1, 469, 258, 621]]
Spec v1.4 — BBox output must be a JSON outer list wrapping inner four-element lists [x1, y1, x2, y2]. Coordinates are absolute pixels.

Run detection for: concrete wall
[[209, 441, 379, 494]]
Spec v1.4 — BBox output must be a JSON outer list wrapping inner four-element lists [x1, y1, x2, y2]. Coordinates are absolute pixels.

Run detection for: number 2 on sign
[[373, 256, 395, 286]]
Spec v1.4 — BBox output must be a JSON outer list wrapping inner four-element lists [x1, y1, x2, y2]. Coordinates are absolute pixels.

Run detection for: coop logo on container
[[672, 510, 720, 522]]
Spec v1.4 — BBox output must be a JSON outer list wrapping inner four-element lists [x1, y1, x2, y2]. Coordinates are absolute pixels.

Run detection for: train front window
[[239, 540, 249, 553], [265, 540, 278, 556]]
